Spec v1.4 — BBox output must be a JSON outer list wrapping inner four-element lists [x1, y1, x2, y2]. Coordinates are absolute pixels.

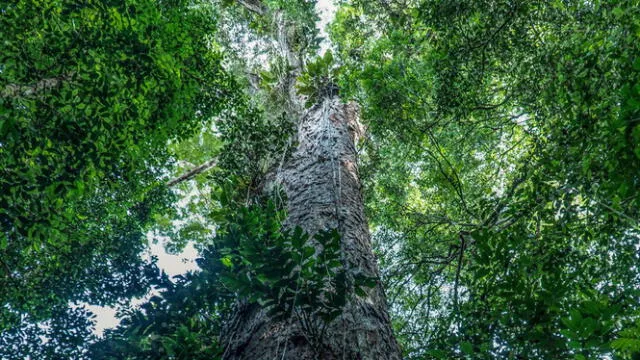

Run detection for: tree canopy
[[1, 0, 640, 359], [1, 0, 236, 356]]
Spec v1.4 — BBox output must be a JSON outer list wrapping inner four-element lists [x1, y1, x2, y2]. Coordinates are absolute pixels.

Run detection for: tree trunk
[[221, 97, 402, 359]]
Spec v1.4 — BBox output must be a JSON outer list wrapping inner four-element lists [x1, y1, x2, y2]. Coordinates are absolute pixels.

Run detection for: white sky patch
[[149, 238, 200, 277], [316, 0, 337, 54], [85, 305, 118, 337], [89, 235, 200, 337]]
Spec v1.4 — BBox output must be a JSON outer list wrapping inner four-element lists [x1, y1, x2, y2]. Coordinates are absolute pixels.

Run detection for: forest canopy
[[1, 0, 640, 359]]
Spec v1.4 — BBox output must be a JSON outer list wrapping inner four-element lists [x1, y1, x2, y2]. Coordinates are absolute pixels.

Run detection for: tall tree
[[220, 99, 401, 358], [208, 1, 402, 358], [5, 0, 640, 359]]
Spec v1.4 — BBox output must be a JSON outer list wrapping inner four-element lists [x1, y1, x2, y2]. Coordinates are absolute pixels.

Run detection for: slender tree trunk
[[221, 97, 402, 359]]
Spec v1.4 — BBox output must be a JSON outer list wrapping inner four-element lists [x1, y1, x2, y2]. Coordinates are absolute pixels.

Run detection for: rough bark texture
[[221, 97, 402, 359]]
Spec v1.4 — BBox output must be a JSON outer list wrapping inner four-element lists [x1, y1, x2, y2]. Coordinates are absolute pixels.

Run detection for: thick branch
[[235, 0, 266, 15], [166, 158, 218, 187]]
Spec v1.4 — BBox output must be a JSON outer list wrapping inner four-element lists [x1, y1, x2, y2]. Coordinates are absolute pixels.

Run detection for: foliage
[[206, 191, 374, 323], [4, 0, 640, 358], [1, 305, 96, 359], [89, 268, 228, 360], [0, 0, 236, 351], [612, 319, 640, 360], [208, 183, 375, 330], [91, 183, 375, 358], [297, 50, 340, 107], [235, 0, 321, 55], [331, 0, 640, 358]]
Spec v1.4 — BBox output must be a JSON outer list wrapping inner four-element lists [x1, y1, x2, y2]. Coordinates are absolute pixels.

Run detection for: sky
[[86, 237, 199, 336], [316, 0, 337, 54], [89, 0, 337, 337]]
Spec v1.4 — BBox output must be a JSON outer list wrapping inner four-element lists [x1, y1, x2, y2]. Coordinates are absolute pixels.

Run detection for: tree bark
[[220, 97, 402, 359]]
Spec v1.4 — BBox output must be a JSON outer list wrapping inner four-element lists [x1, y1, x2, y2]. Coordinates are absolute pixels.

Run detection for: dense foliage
[[2, 0, 640, 359], [0, 0, 235, 356], [331, 0, 640, 358]]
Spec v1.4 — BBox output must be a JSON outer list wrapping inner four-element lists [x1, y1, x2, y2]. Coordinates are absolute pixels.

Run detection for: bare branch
[[166, 158, 218, 187], [235, 0, 266, 15]]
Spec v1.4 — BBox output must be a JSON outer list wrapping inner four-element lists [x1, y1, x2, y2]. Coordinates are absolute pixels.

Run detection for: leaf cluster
[[203, 188, 373, 325], [297, 50, 340, 107]]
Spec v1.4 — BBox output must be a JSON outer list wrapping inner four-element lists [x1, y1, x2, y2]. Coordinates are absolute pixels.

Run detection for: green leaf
[[460, 341, 474, 355]]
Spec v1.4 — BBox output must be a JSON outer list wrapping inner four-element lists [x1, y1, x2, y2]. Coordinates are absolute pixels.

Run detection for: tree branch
[[166, 158, 218, 187], [235, 0, 266, 15]]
